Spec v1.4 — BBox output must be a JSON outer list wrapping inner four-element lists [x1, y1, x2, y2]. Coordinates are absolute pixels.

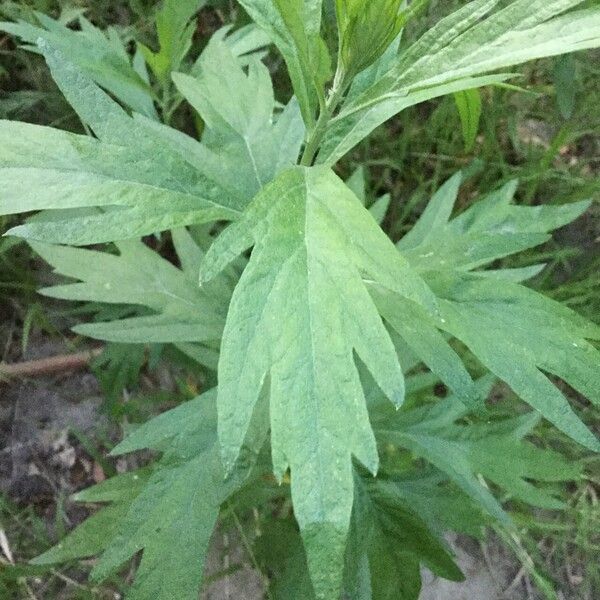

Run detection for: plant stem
[[0, 347, 103, 378], [300, 67, 347, 166]]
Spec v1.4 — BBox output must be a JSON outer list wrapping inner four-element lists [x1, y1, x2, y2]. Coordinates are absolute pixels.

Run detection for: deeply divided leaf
[[200, 165, 435, 599]]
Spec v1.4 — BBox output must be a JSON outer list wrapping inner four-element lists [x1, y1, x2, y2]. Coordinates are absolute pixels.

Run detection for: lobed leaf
[[0, 42, 245, 244], [0, 12, 156, 117], [374, 381, 583, 519], [173, 35, 305, 204], [34, 390, 267, 600], [344, 471, 463, 600], [200, 165, 436, 599], [238, 0, 330, 127], [319, 0, 600, 164], [31, 238, 227, 344], [395, 172, 599, 451], [32, 470, 150, 565], [429, 273, 600, 451], [398, 173, 591, 271]]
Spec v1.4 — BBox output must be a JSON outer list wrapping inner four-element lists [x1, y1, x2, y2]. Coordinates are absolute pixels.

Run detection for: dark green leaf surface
[[453, 88, 482, 152], [374, 381, 583, 520], [139, 0, 206, 83], [344, 471, 463, 600]]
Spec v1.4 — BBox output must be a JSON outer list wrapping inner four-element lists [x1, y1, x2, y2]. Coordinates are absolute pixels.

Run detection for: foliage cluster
[[0, 1, 599, 599]]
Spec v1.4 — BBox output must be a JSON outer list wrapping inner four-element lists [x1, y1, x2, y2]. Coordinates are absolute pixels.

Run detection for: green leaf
[[0, 35, 304, 245], [213, 24, 271, 63], [94, 391, 266, 600], [553, 53, 578, 119], [30, 238, 227, 343], [453, 88, 482, 152], [35, 390, 267, 600], [36, 38, 150, 144], [74, 469, 153, 502], [335, 0, 404, 78], [0, 13, 157, 117], [345, 167, 389, 224], [177, 35, 274, 140], [110, 393, 213, 456], [345, 166, 367, 202], [319, 0, 600, 164], [31, 470, 150, 565], [321, 72, 513, 164], [173, 35, 305, 203], [429, 273, 600, 451], [200, 165, 435, 600], [0, 40, 249, 244], [398, 175, 591, 272], [397, 172, 463, 251], [238, 0, 330, 127], [255, 521, 317, 600], [31, 503, 130, 566], [0, 44, 239, 244], [395, 173, 599, 451], [344, 472, 463, 600], [91, 450, 223, 600], [372, 288, 479, 408], [92, 343, 147, 405], [368, 194, 391, 226], [375, 384, 583, 519], [140, 0, 206, 83], [374, 471, 488, 539]]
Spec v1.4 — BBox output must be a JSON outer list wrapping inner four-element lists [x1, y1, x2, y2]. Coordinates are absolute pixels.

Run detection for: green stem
[[160, 79, 174, 126], [300, 68, 347, 166]]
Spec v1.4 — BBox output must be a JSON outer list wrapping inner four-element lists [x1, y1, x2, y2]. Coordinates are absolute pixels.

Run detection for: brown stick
[[0, 347, 104, 379]]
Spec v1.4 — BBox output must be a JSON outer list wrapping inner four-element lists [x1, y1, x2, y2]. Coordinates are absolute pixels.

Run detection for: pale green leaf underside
[[398, 174, 591, 271], [30, 237, 228, 345], [0, 37, 302, 245], [320, 0, 600, 164], [0, 41, 256, 244], [200, 165, 435, 600], [431, 274, 600, 451], [0, 13, 157, 118], [173, 34, 304, 205], [238, 0, 326, 127]]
